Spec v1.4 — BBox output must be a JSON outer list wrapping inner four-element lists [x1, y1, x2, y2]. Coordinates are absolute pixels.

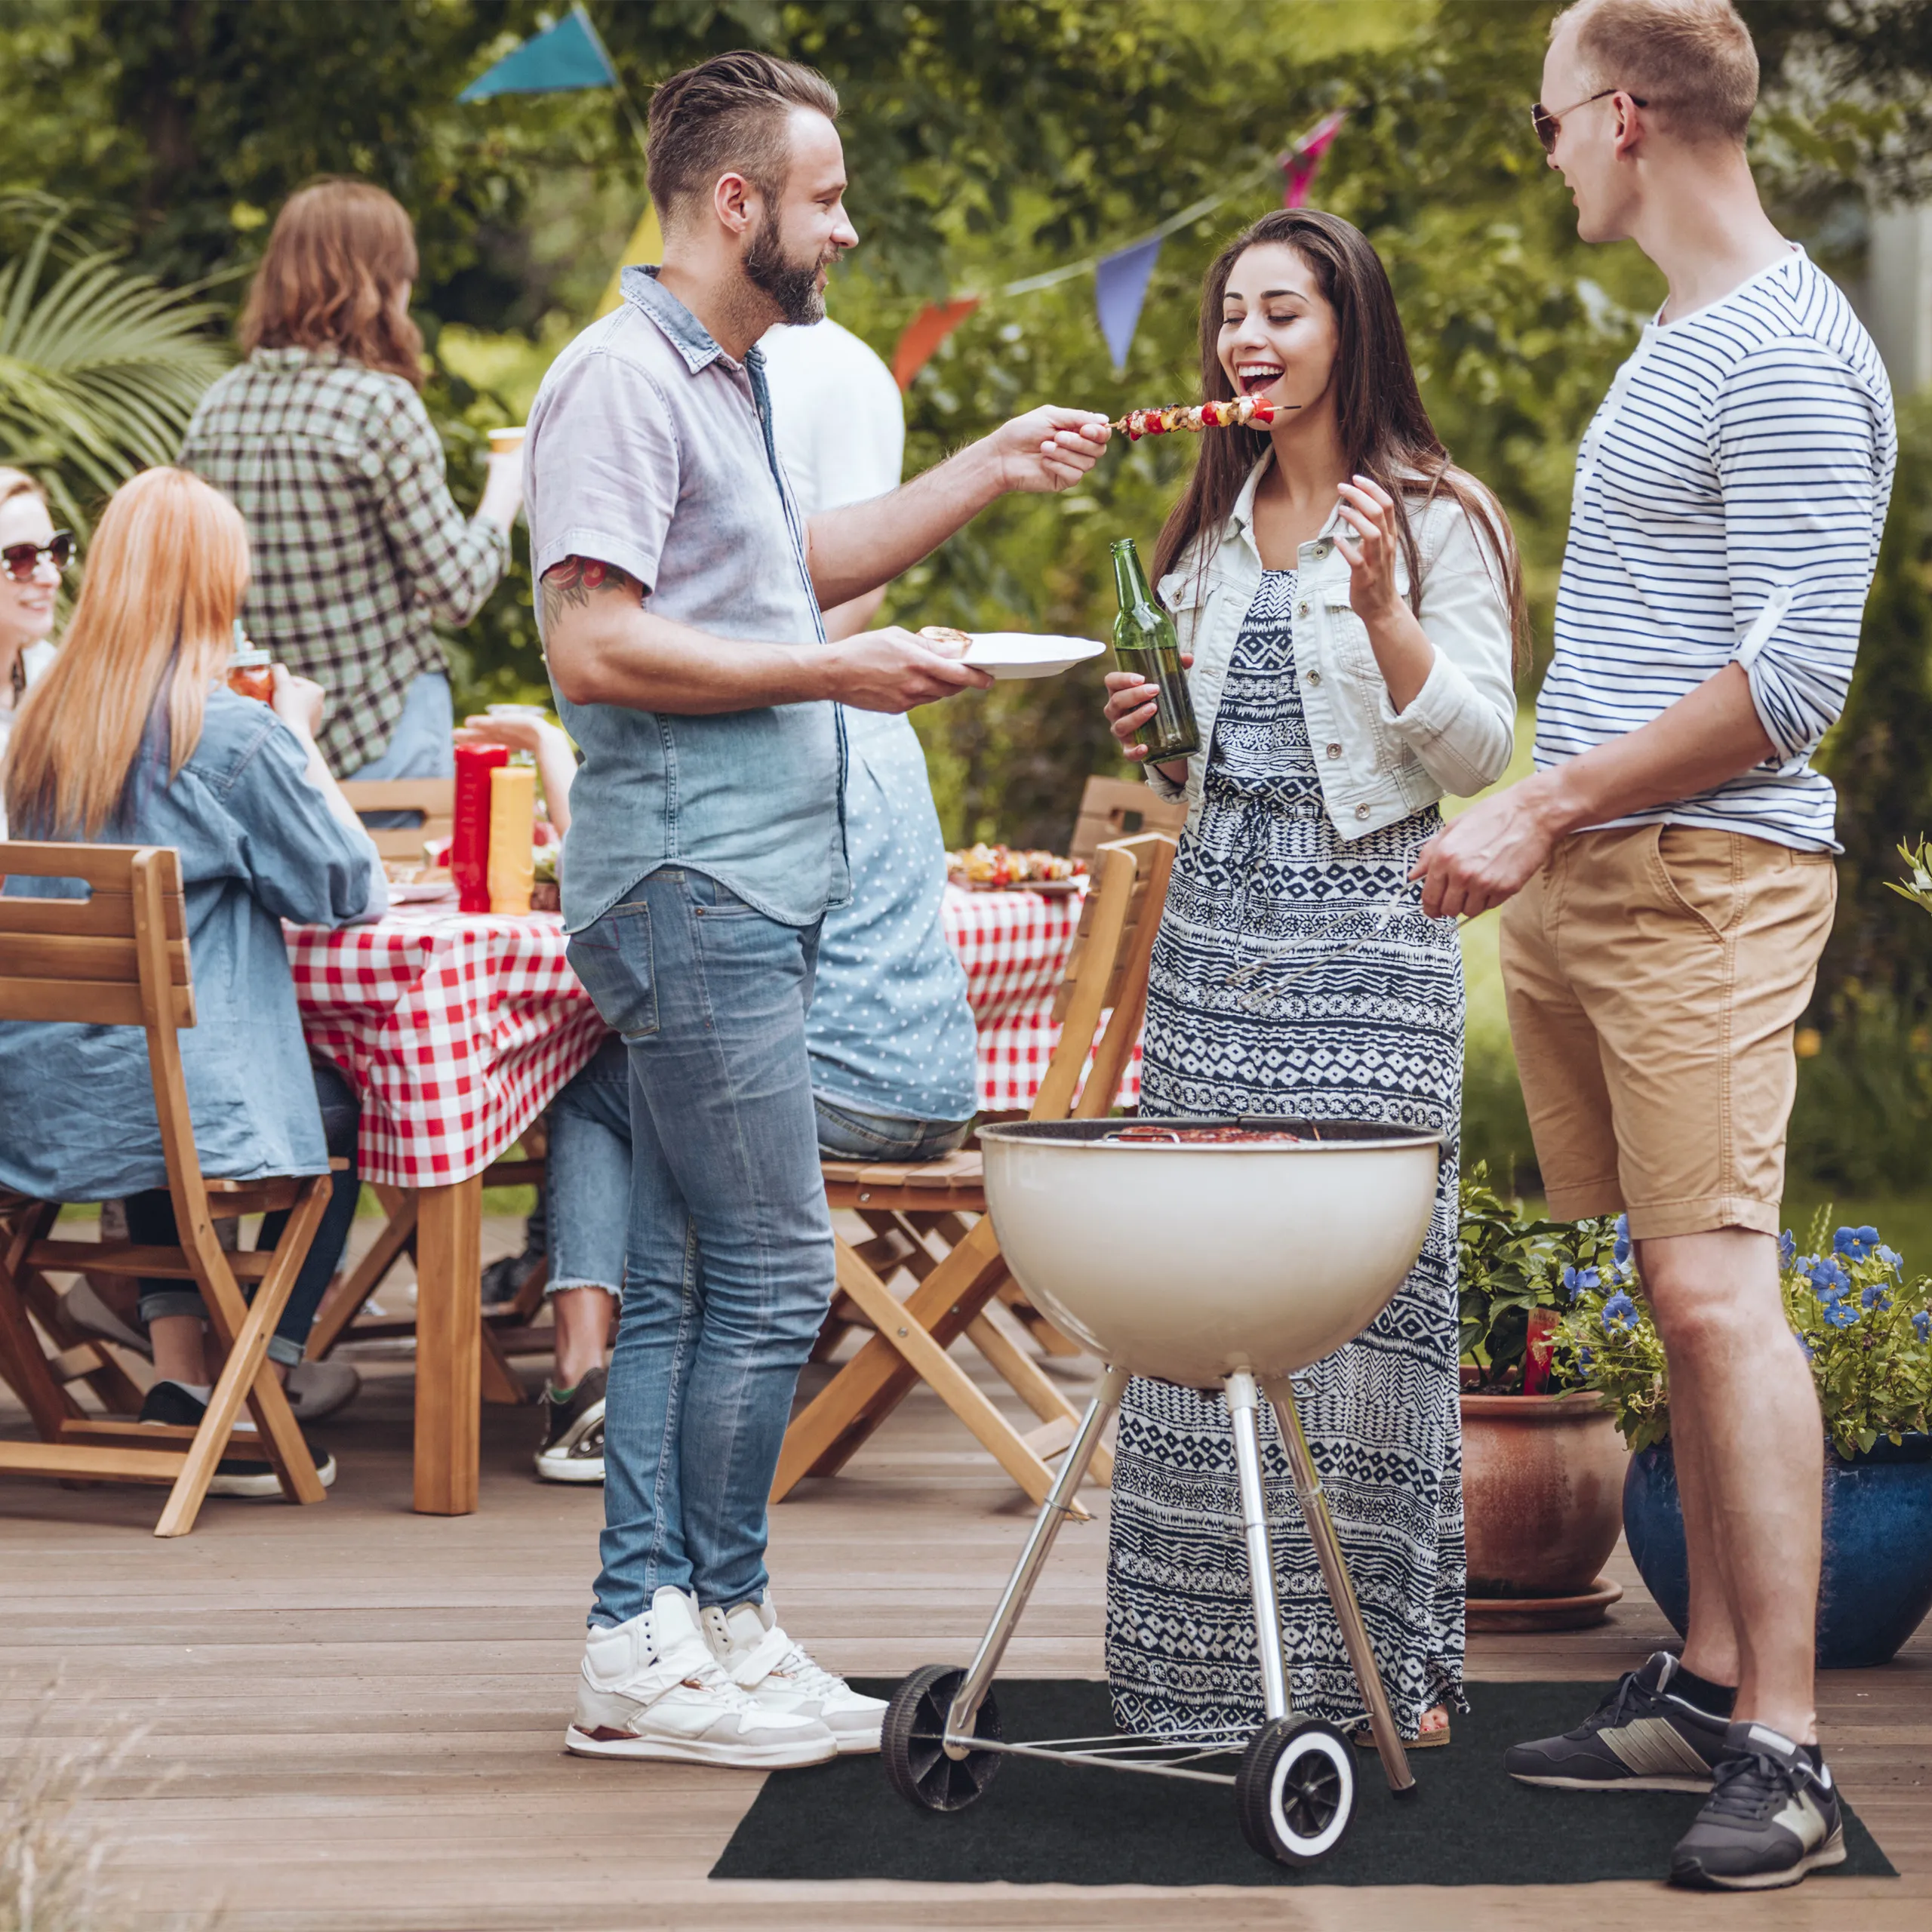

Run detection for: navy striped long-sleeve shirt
[[1534, 248, 1897, 853]]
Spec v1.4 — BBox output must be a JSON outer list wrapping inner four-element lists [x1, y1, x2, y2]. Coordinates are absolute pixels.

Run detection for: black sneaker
[[138, 1378, 337, 1497], [534, 1364, 606, 1484], [1670, 1722, 1844, 1890], [1505, 1651, 1732, 1792], [481, 1249, 543, 1308]]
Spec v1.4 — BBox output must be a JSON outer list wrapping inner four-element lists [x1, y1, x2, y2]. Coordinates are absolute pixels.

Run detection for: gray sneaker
[[1504, 1651, 1732, 1792], [534, 1364, 606, 1484], [1669, 1722, 1844, 1890]]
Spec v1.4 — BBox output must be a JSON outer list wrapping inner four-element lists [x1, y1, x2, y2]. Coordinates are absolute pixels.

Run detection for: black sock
[[1670, 1663, 1737, 1717]]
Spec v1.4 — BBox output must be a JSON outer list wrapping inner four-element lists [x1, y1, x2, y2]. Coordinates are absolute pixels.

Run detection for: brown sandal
[[1351, 1717, 1451, 1749]]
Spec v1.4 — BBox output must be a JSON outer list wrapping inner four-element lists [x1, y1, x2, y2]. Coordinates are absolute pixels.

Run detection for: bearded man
[[525, 50, 1106, 1770]]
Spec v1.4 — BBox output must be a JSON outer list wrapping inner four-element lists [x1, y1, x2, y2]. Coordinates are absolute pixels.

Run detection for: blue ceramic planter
[[1623, 1434, 1932, 1669]]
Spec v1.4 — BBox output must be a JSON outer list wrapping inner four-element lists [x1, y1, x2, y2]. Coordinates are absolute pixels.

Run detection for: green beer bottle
[[1110, 537, 1199, 762]]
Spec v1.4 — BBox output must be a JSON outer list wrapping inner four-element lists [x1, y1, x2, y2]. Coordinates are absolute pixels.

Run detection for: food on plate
[[947, 842, 1087, 888], [918, 624, 972, 649], [382, 860, 422, 885], [1111, 395, 1290, 441]]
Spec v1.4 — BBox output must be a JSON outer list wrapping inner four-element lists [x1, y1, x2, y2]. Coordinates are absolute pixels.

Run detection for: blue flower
[[1808, 1257, 1851, 1300], [1614, 1215, 1632, 1266], [1601, 1291, 1638, 1335], [1834, 1226, 1881, 1263], [1778, 1229, 1797, 1267], [1577, 1345, 1595, 1368], [1914, 1310, 1930, 1344], [1823, 1298, 1860, 1330], [1797, 1334, 1816, 1360], [1561, 1265, 1600, 1300], [1878, 1244, 1903, 1274], [1862, 1283, 1893, 1314]]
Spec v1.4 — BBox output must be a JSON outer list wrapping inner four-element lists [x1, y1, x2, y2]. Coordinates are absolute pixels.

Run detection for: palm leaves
[[0, 197, 230, 535]]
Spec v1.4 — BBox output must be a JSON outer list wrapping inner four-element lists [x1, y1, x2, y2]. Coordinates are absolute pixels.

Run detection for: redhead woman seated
[[0, 467, 383, 1493]]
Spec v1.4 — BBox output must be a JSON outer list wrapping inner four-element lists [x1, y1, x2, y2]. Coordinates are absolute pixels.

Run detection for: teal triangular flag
[[458, 5, 617, 101]]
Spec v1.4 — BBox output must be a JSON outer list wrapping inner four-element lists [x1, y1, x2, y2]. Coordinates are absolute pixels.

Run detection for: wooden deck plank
[[4, 1318, 1927, 1932]]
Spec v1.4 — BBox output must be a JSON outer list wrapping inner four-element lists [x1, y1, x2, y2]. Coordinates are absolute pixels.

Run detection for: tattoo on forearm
[[540, 555, 641, 632]]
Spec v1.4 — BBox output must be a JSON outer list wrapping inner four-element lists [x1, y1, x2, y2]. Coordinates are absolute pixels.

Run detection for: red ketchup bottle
[[452, 743, 508, 915]]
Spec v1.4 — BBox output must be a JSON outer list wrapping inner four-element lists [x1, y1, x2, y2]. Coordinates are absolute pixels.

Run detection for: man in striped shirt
[[1414, 0, 1895, 1893]]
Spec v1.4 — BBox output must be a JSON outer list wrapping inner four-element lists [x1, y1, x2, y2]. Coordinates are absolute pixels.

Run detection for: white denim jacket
[[1145, 454, 1517, 840]]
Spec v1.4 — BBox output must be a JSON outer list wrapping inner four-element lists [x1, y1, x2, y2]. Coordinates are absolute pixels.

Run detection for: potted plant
[[1457, 1170, 1629, 1630], [1552, 1211, 1932, 1667]]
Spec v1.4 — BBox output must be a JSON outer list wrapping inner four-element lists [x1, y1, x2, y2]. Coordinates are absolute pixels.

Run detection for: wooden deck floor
[[3, 1263, 1927, 1930]]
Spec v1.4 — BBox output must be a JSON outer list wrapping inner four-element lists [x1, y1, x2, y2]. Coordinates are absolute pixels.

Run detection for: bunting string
[[891, 109, 1350, 389], [455, 18, 1346, 395]]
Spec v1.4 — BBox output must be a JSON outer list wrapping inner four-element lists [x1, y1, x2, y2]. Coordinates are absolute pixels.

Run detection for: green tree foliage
[[0, 196, 229, 538]]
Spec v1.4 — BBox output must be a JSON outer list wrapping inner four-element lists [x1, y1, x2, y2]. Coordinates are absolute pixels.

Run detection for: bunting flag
[[1094, 236, 1163, 376], [457, 4, 616, 100], [891, 297, 982, 391], [457, 3, 648, 157], [886, 108, 1352, 390], [1281, 109, 1347, 208], [596, 202, 666, 318]]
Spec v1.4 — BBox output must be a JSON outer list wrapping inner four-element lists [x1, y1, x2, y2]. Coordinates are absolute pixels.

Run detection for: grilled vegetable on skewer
[[1110, 395, 1295, 441]]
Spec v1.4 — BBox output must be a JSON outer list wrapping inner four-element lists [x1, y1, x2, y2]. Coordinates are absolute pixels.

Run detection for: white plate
[[388, 881, 458, 904], [962, 632, 1107, 679]]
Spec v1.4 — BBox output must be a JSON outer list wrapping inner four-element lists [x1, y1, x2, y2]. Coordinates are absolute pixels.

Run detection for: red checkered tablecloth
[[288, 885, 1137, 1183], [943, 882, 1141, 1112], [287, 906, 607, 1189]]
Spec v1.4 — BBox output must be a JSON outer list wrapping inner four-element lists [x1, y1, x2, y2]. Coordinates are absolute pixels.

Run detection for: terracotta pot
[[1460, 1391, 1629, 1599]]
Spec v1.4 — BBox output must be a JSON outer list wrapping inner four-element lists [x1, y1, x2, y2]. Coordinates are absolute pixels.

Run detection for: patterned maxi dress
[[1106, 567, 1467, 1743]]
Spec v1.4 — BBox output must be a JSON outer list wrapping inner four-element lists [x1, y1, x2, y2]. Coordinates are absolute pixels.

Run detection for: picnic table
[[287, 881, 1136, 1515]]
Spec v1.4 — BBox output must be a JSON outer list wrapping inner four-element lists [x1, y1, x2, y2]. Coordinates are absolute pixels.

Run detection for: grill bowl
[[978, 1118, 1441, 1386]]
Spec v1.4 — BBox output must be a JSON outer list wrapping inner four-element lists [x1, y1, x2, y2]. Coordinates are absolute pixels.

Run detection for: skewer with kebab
[[1110, 394, 1299, 441]]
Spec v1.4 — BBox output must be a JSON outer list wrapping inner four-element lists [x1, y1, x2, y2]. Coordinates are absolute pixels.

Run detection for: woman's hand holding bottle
[[1103, 657, 1194, 784]]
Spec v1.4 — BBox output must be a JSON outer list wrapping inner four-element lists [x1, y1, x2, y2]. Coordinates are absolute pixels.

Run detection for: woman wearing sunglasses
[[0, 470, 71, 832]]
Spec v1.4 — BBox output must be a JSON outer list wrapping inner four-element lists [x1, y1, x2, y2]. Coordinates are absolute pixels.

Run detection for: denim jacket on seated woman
[[1144, 451, 1518, 838], [0, 688, 383, 1201]]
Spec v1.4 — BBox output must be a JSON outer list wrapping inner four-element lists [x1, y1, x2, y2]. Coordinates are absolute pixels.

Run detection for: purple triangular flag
[[1094, 236, 1162, 376]]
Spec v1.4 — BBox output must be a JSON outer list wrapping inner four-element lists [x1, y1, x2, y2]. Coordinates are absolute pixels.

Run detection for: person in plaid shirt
[[181, 180, 522, 777]]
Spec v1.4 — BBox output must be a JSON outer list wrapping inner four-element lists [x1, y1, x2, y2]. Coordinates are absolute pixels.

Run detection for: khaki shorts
[[1500, 824, 1835, 1240]]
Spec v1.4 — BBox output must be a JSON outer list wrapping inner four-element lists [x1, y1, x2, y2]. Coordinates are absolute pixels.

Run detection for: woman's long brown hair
[[1151, 208, 1528, 678], [5, 468, 248, 838], [239, 178, 425, 389]]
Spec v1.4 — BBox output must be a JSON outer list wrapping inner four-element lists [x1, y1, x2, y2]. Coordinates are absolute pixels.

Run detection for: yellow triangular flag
[[597, 202, 664, 317]]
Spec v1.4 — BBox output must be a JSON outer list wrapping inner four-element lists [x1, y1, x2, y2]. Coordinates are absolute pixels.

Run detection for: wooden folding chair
[[1068, 773, 1188, 867], [774, 830, 1175, 1511], [0, 843, 334, 1536], [338, 778, 455, 862]]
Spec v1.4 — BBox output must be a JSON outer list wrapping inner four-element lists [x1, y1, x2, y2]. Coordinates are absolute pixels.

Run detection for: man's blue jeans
[[565, 869, 832, 1624]]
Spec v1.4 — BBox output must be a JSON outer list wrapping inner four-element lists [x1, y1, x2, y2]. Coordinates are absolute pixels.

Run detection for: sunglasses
[[1529, 88, 1647, 155], [2, 531, 74, 583]]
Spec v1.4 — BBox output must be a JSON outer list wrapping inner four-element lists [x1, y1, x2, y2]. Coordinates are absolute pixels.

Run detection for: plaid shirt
[[182, 348, 509, 772]]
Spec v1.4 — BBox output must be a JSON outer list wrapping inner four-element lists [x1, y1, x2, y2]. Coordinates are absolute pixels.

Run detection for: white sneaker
[[702, 1593, 887, 1755], [565, 1586, 838, 1768]]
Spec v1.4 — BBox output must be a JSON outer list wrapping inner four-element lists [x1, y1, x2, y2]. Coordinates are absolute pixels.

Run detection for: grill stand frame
[[940, 1362, 1415, 1798]]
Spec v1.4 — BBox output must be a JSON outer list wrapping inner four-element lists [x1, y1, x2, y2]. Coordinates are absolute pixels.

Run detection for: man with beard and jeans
[[1414, 0, 1894, 1893], [525, 50, 1106, 1772]]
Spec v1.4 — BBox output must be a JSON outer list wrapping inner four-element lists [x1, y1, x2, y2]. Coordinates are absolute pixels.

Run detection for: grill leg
[[1265, 1374, 1416, 1793], [1223, 1371, 1290, 1724], [943, 1363, 1128, 1755]]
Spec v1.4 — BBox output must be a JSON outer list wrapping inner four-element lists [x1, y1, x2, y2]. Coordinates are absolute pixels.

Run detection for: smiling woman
[[0, 468, 66, 835], [1097, 206, 1526, 1756]]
